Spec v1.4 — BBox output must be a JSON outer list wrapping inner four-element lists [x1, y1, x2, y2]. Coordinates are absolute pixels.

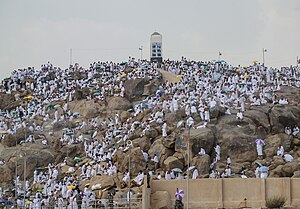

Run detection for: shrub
[[266, 196, 286, 208]]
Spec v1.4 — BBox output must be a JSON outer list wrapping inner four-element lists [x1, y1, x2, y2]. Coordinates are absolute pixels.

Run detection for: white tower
[[150, 32, 162, 63]]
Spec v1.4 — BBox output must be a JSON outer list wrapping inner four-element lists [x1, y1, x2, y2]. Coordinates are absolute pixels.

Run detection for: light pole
[[127, 140, 133, 209], [184, 122, 191, 209], [139, 46, 143, 60], [15, 139, 18, 203], [262, 48, 267, 64]]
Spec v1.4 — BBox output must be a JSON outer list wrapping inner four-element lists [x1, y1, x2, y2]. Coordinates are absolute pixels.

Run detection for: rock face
[[69, 100, 102, 119], [133, 137, 152, 152], [270, 105, 300, 134], [164, 156, 184, 171], [175, 128, 215, 164], [124, 78, 148, 101], [114, 147, 146, 176], [2, 128, 32, 147], [264, 134, 293, 158], [0, 93, 16, 110], [191, 155, 211, 176], [149, 138, 174, 167], [107, 96, 132, 111], [88, 175, 115, 191], [0, 145, 57, 182], [0, 165, 13, 183], [151, 191, 172, 209], [215, 115, 258, 163]]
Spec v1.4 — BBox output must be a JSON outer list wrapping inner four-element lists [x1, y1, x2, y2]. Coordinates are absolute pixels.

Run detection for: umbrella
[[1, 130, 8, 134], [93, 92, 100, 96], [176, 120, 185, 128], [172, 168, 183, 173], [127, 109, 134, 112], [121, 73, 127, 78], [188, 166, 196, 171], [66, 131, 74, 136], [175, 189, 184, 201], [63, 127, 69, 131], [36, 189, 43, 193], [74, 157, 82, 163], [44, 124, 53, 129], [54, 104, 61, 109], [142, 93, 149, 97], [284, 154, 294, 162], [259, 166, 269, 172], [47, 104, 55, 110], [24, 95, 33, 100], [255, 138, 265, 145], [176, 75, 184, 78], [255, 161, 262, 167], [141, 103, 149, 108], [73, 112, 80, 116], [67, 185, 75, 190], [120, 62, 128, 66]]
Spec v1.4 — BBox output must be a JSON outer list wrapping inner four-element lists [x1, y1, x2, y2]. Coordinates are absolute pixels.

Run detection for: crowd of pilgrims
[[0, 57, 299, 208]]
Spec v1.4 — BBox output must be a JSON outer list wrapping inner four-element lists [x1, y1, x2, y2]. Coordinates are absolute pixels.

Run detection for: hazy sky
[[0, 0, 299, 79]]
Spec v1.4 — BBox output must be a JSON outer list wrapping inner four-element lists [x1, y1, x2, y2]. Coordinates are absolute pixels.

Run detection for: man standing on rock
[[162, 121, 167, 137], [255, 138, 265, 158]]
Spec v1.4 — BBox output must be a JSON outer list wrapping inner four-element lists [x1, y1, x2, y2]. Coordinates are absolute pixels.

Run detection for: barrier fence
[[150, 178, 300, 208], [0, 198, 142, 209]]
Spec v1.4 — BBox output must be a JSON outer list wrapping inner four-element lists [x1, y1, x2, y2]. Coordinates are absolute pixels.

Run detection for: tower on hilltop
[[150, 32, 162, 63]]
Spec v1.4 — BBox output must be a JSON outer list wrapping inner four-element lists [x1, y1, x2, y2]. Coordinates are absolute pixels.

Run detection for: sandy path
[[157, 68, 181, 84]]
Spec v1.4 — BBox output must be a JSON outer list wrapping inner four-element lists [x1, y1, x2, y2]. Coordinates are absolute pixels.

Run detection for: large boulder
[[148, 138, 174, 168], [210, 105, 226, 120], [124, 78, 148, 101], [107, 97, 132, 111], [191, 155, 210, 176], [89, 175, 115, 191], [281, 160, 300, 177], [164, 110, 186, 126], [175, 128, 215, 162], [143, 78, 161, 95], [60, 143, 85, 159], [264, 134, 293, 158], [2, 128, 32, 147], [114, 147, 146, 176], [0, 93, 16, 110], [162, 135, 177, 149], [270, 105, 300, 134], [132, 137, 152, 152], [69, 100, 102, 119], [0, 165, 13, 184], [244, 108, 271, 133], [215, 116, 258, 162], [164, 156, 184, 171], [151, 191, 172, 209]]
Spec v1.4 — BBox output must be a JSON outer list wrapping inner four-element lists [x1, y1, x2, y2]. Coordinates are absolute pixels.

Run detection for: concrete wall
[[150, 178, 300, 208]]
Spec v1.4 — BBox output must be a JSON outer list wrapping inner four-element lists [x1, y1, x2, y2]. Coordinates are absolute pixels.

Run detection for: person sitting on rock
[[151, 154, 159, 169], [236, 110, 243, 120], [198, 148, 206, 156], [285, 126, 292, 135], [134, 170, 144, 186], [277, 145, 284, 156], [292, 126, 299, 137]]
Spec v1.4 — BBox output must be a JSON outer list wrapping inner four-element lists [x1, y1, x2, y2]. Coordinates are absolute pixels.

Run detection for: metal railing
[[0, 198, 142, 209]]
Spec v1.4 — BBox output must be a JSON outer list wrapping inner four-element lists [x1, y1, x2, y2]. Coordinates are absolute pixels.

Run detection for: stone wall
[[149, 178, 300, 208]]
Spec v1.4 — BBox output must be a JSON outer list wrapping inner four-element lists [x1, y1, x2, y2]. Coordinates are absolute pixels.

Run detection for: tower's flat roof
[[152, 32, 161, 36]]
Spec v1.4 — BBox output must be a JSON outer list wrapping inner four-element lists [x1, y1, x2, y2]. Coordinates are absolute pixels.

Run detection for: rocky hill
[[0, 61, 299, 202]]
